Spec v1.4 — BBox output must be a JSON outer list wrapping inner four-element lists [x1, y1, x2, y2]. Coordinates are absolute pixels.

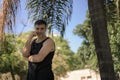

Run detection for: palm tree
[[0, 0, 20, 49], [88, 0, 116, 80], [0, 0, 20, 80]]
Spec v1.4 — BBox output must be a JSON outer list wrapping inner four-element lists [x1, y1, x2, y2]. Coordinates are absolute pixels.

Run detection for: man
[[22, 20, 55, 80]]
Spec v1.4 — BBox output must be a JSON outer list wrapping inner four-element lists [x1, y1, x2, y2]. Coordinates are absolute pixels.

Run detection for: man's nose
[[38, 29, 42, 31]]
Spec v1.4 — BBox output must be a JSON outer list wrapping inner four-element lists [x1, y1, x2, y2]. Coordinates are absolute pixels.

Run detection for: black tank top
[[27, 37, 55, 80]]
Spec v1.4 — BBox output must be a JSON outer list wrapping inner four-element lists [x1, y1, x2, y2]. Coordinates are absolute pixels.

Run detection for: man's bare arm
[[22, 31, 36, 58]]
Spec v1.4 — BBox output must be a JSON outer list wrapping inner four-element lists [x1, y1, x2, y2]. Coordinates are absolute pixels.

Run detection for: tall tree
[[88, 0, 116, 80], [0, 0, 20, 50]]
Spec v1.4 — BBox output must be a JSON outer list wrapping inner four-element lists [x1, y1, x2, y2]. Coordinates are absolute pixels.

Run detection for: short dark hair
[[34, 20, 47, 27]]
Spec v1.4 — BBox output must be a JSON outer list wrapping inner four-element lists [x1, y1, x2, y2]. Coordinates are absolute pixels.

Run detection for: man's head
[[34, 20, 47, 37]]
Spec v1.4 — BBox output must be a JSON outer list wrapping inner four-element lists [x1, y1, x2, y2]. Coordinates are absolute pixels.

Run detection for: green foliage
[[0, 34, 27, 79], [108, 23, 120, 77], [73, 12, 98, 70], [106, 1, 120, 78]]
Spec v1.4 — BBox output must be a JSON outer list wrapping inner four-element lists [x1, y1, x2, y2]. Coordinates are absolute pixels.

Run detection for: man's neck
[[37, 35, 47, 41]]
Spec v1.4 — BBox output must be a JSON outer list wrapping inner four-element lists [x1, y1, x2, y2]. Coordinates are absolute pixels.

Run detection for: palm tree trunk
[[0, 10, 4, 50], [117, 0, 120, 17], [88, 0, 116, 80]]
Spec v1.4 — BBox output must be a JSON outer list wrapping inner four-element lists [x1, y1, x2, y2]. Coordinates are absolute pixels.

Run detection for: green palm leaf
[[26, 0, 73, 36]]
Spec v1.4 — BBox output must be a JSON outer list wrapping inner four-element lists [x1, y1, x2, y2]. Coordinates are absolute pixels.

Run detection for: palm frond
[[26, 0, 73, 37], [0, 0, 20, 38], [0, 0, 20, 48]]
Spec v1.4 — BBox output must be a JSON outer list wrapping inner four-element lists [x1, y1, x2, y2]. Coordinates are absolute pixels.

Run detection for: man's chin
[[37, 34, 42, 37]]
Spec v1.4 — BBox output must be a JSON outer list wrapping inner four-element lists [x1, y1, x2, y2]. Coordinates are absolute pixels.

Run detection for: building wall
[[60, 69, 101, 80]]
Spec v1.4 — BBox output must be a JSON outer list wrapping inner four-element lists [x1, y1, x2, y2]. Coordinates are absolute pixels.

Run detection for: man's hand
[[29, 31, 37, 39], [28, 56, 33, 62], [28, 55, 38, 62]]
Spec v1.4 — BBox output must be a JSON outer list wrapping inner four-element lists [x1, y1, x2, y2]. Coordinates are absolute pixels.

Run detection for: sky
[[14, 0, 88, 53], [64, 0, 88, 53]]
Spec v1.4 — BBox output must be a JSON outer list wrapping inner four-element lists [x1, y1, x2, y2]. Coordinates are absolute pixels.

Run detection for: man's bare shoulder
[[44, 37, 55, 45]]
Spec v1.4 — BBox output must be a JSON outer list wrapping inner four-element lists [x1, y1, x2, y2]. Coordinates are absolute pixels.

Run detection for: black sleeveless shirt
[[27, 37, 55, 80]]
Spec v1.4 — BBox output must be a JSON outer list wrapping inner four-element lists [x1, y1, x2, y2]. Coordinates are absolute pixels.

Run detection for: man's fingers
[[33, 31, 37, 36], [28, 56, 33, 62]]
